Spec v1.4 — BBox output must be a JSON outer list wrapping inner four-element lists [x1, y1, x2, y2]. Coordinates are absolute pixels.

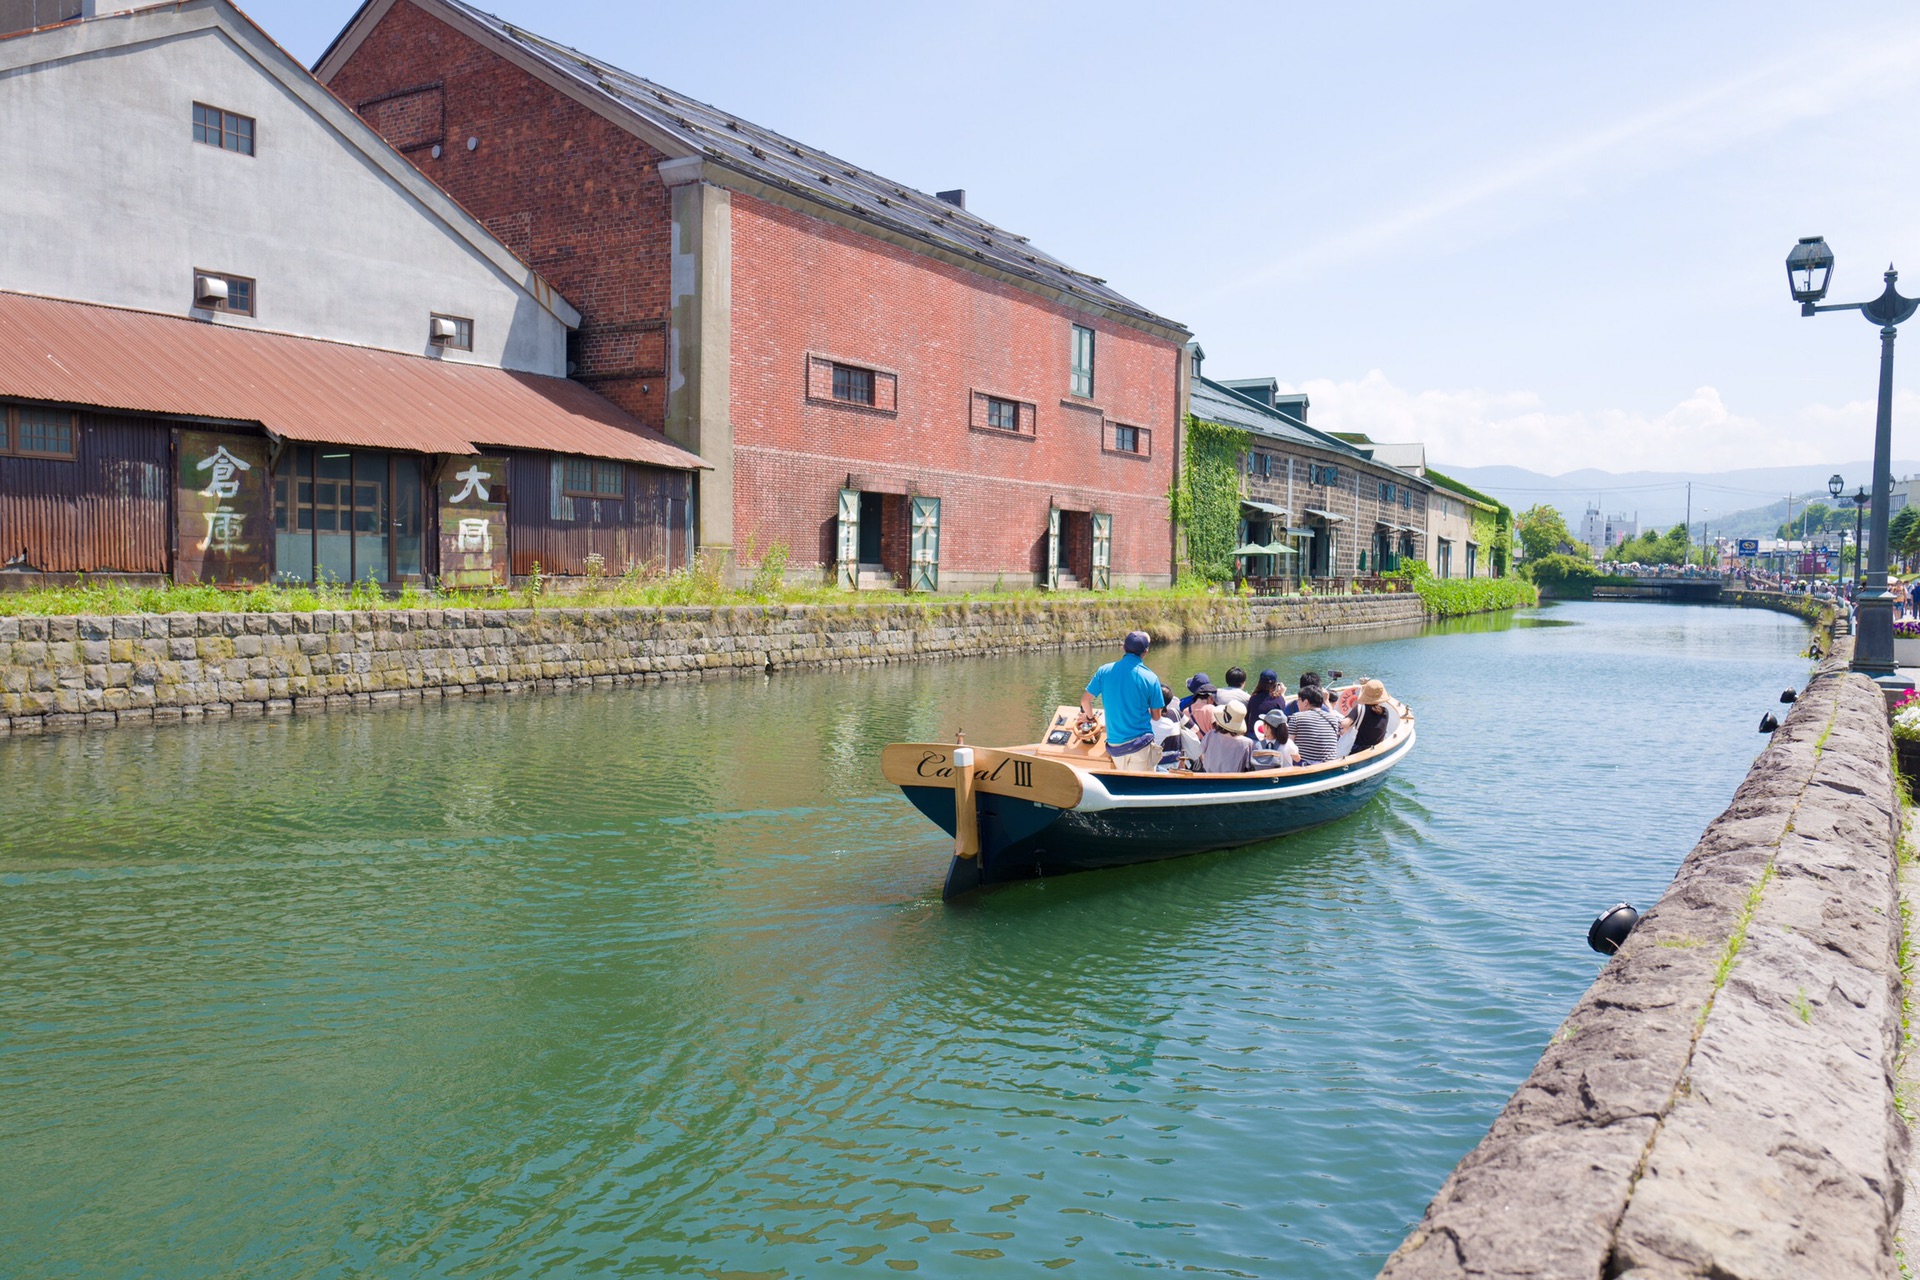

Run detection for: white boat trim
[[1072, 729, 1414, 812]]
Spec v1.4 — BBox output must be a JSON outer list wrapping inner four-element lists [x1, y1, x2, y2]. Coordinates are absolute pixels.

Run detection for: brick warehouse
[[319, 0, 1192, 591]]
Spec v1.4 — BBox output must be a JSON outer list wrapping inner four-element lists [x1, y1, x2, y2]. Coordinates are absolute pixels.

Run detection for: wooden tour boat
[[882, 688, 1416, 898]]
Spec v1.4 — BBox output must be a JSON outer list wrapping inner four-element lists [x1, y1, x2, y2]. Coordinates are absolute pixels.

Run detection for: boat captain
[[1078, 630, 1169, 772]]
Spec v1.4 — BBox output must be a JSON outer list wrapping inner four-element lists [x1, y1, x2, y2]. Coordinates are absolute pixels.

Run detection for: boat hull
[[902, 728, 1413, 896]]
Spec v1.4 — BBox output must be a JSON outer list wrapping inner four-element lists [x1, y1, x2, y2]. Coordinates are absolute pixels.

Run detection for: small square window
[[192, 102, 255, 156], [832, 364, 875, 405], [1113, 424, 1141, 454], [195, 270, 254, 316], [3, 405, 76, 459], [1070, 324, 1095, 398], [594, 461, 624, 498], [985, 396, 1019, 431], [431, 314, 474, 351]]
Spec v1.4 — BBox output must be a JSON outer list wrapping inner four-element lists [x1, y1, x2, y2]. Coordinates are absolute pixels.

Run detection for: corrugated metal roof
[[427, 0, 1185, 337], [0, 291, 706, 469]]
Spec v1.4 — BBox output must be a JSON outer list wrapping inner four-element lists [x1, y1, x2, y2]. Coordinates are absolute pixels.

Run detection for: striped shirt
[[1288, 707, 1344, 764]]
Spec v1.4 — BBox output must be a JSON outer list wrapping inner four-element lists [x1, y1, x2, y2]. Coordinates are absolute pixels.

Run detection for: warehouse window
[[832, 364, 875, 406], [0, 404, 77, 459], [192, 102, 254, 155], [986, 396, 1019, 431], [563, 458, 625, 499], [430, 314, 473, 350], [272, 446, 423, 584], [1070, 324, 1095, 397]]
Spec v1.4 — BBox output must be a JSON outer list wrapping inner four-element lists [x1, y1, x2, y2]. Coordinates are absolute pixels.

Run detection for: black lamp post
[[1787, 236, 1918, 686], [1853, 486, 1869, 591], [1828, 474, 1845, 583]]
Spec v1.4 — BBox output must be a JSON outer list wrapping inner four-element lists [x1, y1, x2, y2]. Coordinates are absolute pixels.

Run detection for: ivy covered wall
[[1173, 416, 1251, 582]]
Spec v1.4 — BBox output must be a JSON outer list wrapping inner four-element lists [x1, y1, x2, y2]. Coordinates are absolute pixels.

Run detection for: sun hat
[[1124, 630, 1151, 655], [1359, 679, 1387, 706], [1217, 701, 1248, 734]]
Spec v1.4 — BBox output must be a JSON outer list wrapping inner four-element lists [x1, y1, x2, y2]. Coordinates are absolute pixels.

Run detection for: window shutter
[[1045, 506, 1061, 591], [836, 488, 860, 589], [909, 495, 940, 592], [1091, 513, 1112, 590]]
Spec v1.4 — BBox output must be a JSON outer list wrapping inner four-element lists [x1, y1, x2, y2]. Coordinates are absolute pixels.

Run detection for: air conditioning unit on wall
[[429, 316, 459, 345], [193, 274, 228, 309]]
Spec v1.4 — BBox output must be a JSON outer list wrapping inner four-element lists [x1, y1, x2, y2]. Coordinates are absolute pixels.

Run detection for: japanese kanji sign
[[174, 430, 271, 585], [438, 456, 508, 587]]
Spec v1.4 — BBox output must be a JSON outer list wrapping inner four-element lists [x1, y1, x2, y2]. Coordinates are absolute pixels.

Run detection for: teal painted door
[[1091, 512, 1112, 590], [836, 488, 860, 589], [909, 495, 940, 592], [1045, 507, 1061, 591]]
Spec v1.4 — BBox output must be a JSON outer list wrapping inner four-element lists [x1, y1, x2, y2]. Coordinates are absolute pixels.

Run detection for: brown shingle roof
[[0, 291, 705, 469]]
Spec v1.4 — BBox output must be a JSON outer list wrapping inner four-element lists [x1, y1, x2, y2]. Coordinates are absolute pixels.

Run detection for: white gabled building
[[0, 0, 703, 590]]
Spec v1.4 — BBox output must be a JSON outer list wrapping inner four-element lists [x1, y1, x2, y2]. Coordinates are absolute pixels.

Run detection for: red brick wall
[[729, 193, 1180, 584], [324, 0, 673, 429]]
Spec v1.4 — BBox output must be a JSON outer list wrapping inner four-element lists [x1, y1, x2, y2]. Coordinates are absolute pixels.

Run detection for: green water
[[0, 602, 1812, 1278]]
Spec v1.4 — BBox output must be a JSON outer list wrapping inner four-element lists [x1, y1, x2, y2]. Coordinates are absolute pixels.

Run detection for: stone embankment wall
[[0, 593, 1429, 736], [1380, 636, 1907, 1279]]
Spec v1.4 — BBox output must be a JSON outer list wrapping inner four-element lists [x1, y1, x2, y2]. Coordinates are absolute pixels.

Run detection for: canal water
[[0, 601, 1812, 1278]]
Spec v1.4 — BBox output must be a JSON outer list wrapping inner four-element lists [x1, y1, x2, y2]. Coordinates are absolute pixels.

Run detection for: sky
[[249, 0, 1920, 479]]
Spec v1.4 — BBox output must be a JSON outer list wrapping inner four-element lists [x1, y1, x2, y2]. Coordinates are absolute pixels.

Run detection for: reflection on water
[[0, 602, 1811, 1277]]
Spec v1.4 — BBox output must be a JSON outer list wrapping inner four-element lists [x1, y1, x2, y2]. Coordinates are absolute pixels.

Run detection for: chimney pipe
[[936, 189, 966, 209]]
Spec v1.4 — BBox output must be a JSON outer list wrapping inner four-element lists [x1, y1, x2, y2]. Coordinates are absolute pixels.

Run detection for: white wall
[[0, 5, 568, 374]]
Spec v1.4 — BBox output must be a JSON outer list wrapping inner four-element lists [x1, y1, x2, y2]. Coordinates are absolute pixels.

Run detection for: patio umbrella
[[1232, 542, 1270, 556]]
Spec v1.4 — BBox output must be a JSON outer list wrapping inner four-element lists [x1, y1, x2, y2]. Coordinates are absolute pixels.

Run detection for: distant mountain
[[1437, 461, 1920, 534]]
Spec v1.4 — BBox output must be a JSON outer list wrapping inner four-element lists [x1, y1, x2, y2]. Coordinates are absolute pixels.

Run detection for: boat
[[882, 688, 1416, 898]]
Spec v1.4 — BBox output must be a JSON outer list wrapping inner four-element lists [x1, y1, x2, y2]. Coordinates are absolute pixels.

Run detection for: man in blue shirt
[[1079, 630, 1167, 771]]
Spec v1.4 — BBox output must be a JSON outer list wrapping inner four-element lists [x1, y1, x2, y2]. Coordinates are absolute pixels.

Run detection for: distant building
[[1328, 433, 1505, 578], [1190, 379, 1433, 581], [1578, 507, 1638, 551]]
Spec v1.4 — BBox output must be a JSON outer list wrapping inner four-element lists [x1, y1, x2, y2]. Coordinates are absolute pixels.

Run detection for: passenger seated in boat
[[1197, 700, 1259, 773], [1185, 678, 1219, 735], [1291, 671, 1322, 715], [1347, 679, 1391, 754], [1253, 709, 1300, 768], [1246, 669, 1287, 724], [1217, 667, 1250, 708], [1153, 685, 1187, 770], [1288, 685, 1345, 765]]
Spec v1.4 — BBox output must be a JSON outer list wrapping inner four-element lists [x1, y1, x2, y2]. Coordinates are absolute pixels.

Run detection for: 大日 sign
[[175, 430, 271, 585]]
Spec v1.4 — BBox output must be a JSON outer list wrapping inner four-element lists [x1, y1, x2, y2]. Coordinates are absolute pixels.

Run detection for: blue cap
[[1260, 669, 1279, 682], [1124, 630, 1151, 655], [1186, 672, 1212, 693]]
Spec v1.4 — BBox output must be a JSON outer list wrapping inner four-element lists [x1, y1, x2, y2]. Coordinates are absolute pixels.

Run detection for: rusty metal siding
[[505, 451, 691, 577], [0, 413, 169, 573]]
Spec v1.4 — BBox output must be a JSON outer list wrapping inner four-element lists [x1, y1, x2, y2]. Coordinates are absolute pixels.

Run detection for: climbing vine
[[1175, 415, 1251, 583]]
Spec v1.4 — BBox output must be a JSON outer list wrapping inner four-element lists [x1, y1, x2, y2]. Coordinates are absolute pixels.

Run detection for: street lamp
[[1829, 475, 1845, 583], [1786, 236, 1920, 686], [1854, 486, 1870, 591]]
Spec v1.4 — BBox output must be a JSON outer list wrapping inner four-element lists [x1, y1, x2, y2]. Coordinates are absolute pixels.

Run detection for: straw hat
[[1217, 700, 1249, 734], [1359, 679, 1387, 706]]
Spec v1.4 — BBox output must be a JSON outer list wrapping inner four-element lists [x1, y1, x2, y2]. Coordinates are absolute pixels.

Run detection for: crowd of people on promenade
[[1080, 631, 1394, 775]]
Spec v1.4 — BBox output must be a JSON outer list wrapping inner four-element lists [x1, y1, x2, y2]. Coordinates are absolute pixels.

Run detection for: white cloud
[[1276, 371, 1920, 474]]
